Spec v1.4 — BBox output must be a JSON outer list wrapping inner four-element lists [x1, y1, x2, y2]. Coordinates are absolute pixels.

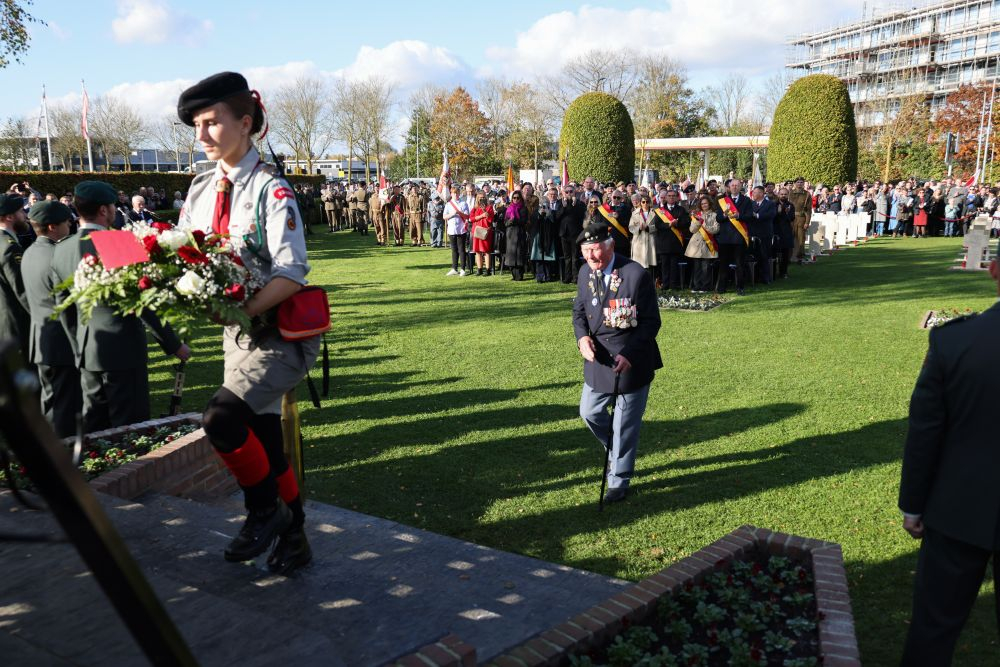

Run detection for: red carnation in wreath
[[177, 245, 208, 265]]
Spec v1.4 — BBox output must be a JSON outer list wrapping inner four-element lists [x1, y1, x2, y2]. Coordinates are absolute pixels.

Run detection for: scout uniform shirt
[[178, 147, 310, 288], [0, 226, 30, 358]]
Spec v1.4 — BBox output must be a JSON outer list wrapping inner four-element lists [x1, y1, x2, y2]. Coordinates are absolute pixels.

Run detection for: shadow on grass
[[847, 547, 999, 666]]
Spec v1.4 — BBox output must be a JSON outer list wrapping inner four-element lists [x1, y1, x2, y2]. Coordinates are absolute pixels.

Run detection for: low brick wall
[[390, 526, 858, 667], [86, 414, 238, 502]]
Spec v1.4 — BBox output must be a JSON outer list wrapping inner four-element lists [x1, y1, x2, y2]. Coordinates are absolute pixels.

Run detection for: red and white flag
[[965, 170, 978, 188], [437, 148, 450, 201], [81, 85, 90, 141]]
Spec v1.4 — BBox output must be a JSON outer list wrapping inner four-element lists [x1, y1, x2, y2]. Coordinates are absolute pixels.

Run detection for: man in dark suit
[[573, 222, 662, 503], [0, 193, 31, 361], [557, 183, 586, 283], [749, 185, 777, 285], [899, 260, 1000, 665], [650, 187, 690, 290], [715, 178, 753, 295], [52, 181, 191, 432], [22, 201, 81, 437]]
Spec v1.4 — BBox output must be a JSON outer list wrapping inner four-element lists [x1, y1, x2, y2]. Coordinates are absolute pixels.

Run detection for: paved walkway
[[0, 491, 626, 665]]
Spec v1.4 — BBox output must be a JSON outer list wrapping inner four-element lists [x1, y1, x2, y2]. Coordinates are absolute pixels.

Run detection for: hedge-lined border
[[1, 170, 325, 197]]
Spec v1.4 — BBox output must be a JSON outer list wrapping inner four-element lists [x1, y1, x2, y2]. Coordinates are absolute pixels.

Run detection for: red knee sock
[[217, 429, 270, 487], [275, 467, 299, 504]]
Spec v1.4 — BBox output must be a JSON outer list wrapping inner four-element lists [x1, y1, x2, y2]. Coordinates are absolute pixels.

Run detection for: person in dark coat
[[531, 187, 560, 282], [749, 185, 777, 285], [0, 193, 30, 362], [557, 184, 586, 283], [715, 179, 753, 295], [504, 191, 529, 281], [899, 260, 1000, 665], [22, 201, 81, 437], [573, 221, 662, 503], [773, 187, 795, 279], [649, 188, 690, 290]]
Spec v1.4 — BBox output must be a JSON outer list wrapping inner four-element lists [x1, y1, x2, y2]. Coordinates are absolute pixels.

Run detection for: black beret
[[577, 221, 611, 246], [73, 180, 117, 205], [177, 72, 250, 126], [0, 193, 24, 216], [28, 201, 72, 226]]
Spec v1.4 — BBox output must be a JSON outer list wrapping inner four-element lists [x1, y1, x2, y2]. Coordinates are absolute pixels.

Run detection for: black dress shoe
[[224, 501, 292, 562], [267, 526, 312, 575], [604, 487, 628, 503]]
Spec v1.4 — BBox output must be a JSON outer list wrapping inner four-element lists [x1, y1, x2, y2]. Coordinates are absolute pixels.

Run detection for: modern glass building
[[786, 0, 1000, 127]]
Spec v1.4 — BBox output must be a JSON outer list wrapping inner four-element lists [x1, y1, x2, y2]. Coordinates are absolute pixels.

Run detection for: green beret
[[29, 201, 72, 226], [0, 193, 24, 216], [177, 71, 250, 126], [73, 180, 117, 205], [577, 221, 612, 246]]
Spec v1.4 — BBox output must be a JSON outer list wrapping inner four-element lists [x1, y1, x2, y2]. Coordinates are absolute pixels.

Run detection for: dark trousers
[[716, 243, 746, 291], [81, 367, 149, 433], [901, 527, 1000, 666], [691, 258, 714, 291], [449, 234, 467, 271], [777, 247, 791, 278], [38, 363, 82, 438], [656, 253, 684, 289], [560, 237, 581, 283], [752, 237, 773, 284]]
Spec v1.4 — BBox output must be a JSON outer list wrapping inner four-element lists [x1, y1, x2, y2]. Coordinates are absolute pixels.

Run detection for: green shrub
[[0, 170, 325, 198], [768, 75, 858, 184], [560, 92, 635, 183]]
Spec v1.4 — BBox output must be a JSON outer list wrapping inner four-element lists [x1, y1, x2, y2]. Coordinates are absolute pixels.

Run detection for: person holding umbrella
[[573, 221, 662, 504]]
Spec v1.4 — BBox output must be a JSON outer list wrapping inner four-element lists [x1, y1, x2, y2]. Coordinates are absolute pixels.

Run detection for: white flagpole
[[82, 79, 94, 172], [980, 74, 998, 182], [42, 85, 53, 170], [975, 90, 988, 178]]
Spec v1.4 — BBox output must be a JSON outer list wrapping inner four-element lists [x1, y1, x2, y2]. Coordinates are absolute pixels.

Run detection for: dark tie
[[213, 176, 232, 235], [594, 269, 604, 301]]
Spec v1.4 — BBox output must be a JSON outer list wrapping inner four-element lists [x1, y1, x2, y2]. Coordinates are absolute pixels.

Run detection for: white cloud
[[102, 77, 194, 121], [481, 2, 861, 81], [336, 40, 472, 92], [112, 0, 213, 45]]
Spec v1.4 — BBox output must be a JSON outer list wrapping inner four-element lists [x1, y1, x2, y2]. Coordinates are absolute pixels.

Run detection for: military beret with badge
[[577, 221, 612, 246], [177, 71, 250, 126], [28, 200, 73, 226], [73, 180, 117, 205]]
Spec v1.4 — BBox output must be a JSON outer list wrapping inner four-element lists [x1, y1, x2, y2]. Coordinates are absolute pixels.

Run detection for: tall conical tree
[[559, 92, 634, 183], [769, 74, 858, 184]]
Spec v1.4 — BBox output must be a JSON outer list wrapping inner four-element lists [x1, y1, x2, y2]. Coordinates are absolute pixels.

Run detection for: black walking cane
[[598, 372, 621, 512], [162, 360, 187, 417]]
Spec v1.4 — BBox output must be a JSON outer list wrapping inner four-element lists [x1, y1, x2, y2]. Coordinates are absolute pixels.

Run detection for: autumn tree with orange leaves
[[428, 87, 490, 179], [934, 83, 1000, 176]]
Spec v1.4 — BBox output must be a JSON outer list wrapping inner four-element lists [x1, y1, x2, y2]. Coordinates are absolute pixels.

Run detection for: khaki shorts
[[222, 325, 320, 414]]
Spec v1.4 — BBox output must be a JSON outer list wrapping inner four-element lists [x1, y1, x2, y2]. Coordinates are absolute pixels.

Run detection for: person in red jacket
[[470, 194, 494, 275]]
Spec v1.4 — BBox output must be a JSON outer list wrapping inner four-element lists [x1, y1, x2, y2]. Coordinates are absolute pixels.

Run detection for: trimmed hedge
[[0, 170, 326, 197], [560, 92, 635, 184], [768, 75, 858, 185]]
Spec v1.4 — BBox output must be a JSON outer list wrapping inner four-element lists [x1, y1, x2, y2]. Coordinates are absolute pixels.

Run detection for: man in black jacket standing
[[898, 260, 1000, 665], [650, 188, 690, 290], [749, 185, 777, 285], [715, 179, 753, 295], [573, 222, 662, 503], [557, 184, 586, 283]]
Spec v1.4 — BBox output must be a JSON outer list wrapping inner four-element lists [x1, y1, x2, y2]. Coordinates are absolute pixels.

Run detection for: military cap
[[577, 221, 612, 246], [28, 201, 72, 226], [177, 71, 249, 126], [0, 193, 24, 216], [73, 180, 117, 205]]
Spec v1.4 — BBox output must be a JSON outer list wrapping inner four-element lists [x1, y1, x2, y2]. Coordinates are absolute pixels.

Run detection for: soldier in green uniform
[[787, 177, 812, 263], [22, 201, 81, 437], [0, 193, 31, 362], [51, 181, 192, 433]]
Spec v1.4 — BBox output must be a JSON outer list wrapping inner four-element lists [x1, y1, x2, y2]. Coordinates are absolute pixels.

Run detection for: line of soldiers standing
[[321, 181, 431, 247], [0, 183, 190, 440]]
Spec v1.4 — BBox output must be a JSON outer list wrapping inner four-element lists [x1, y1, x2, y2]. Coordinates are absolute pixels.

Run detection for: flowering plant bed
[[4, 423, 198, 489], [658, 292, 729, 312], [568, 553, 819, 667], [920, 308, 975, 329]]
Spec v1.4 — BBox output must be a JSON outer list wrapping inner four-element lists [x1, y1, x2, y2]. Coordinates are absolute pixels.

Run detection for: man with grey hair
[[127, 195, 154, 225], [573, 221, 662, 504]]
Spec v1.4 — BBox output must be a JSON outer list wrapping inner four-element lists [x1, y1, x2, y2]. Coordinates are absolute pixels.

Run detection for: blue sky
[[7, 0, 865, 139]]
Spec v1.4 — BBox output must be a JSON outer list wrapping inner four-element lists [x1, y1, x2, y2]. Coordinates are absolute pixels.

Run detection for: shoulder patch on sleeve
[[273, 186, 295, 200]]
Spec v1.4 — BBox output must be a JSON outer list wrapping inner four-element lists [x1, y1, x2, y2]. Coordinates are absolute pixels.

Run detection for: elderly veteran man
[[22, 201, 80, 437], [573, 221, 662, 503]]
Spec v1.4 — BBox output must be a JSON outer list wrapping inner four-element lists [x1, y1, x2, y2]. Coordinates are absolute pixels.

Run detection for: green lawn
[[148, 231, 998, 666]]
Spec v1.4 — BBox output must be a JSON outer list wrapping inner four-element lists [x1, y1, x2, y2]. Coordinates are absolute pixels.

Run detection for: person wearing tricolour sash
[[715, 178, 753, 295], [176, 72, 318, 574], [649, 188, 690, 290], [573, 221, 662, 504], [684, 196, 721, 292]]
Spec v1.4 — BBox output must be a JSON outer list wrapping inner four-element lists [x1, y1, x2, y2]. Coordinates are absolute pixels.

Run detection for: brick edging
[[481, 525, 859, 667], [385, 633, 476, 667], [87, 414, 238, 502]]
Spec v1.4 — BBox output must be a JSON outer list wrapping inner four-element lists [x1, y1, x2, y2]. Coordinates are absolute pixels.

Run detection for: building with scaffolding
[[786, 0, 1000, 128]]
